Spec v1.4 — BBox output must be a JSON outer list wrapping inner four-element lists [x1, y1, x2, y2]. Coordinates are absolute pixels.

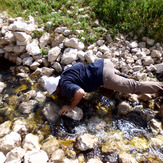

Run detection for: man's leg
[[103, 59, 163, 94]]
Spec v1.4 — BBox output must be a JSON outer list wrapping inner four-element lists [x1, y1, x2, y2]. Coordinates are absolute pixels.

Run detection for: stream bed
[[0, 58, 163, 163]]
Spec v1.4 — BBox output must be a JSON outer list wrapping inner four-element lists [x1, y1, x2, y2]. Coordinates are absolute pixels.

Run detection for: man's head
[[42, 76, 61, 95]]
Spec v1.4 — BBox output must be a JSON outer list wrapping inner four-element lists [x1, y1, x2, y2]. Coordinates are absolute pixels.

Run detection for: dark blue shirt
[[59, 59, 104, 98]]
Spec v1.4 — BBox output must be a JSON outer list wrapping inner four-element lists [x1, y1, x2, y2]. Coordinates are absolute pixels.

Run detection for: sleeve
[[60, 81, 81, 98]]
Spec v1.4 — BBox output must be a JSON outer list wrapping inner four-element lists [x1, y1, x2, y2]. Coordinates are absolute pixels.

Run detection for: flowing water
[[0, 58, 163, 162]]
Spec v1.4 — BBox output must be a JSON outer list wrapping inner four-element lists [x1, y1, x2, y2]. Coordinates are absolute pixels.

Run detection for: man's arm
[[59, 88, 85, 115]]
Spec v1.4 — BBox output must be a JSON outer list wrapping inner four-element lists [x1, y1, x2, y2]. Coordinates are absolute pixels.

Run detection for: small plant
[[41, 49, 48, 56], [33, 30, 44, 39]]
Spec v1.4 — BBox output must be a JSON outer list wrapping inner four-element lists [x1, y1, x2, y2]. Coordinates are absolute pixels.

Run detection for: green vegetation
[[0, 0, 162, 43]]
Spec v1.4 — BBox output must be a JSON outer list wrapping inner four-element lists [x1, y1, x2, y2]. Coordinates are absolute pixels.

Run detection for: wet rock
[[0, 120, 12, 137], [22, 133, 40, 151], [42, 102, 60, 122], [77, 153, 85, 163], [50, 149, 65, 162], [117, 101, 132, 115], [12, 119, 27, 133], [35, 91, 46, 105], [130, 137, 149, 151], [0, 81, 6, 93], [0, 132, 21, 154], [48, 46, 61, 63], [42, 137, 59, 157], [119, 153, 138, 163], [39, 32, 50, 48], [24, 150, 49, 163], [0, 152, 6, 163], [61, 48, 78, 64], [75, 134, 98, 151], [19, 90, 36, 101], [138, 94, 152, 101], [149, 119, 162, 135], [87, 158, 103, 163], [18, 100, 38, 114], [65, 106, 83, 121], [149, 135, 163, 148], [5, 147, 26, 163]]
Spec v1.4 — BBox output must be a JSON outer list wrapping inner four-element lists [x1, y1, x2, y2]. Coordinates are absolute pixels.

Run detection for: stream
[[0, 57, 163, 162]]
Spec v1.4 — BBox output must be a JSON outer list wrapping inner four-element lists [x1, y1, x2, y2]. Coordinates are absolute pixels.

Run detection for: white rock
[[16, 57, 22, 65], [22, 57, 33, 66], [88, 44, 95, 50], [61, 48, 78, 64], [41, 67, 54, 76], [106, 35, 113, 43], [0, 132, 21, 154], [64, 38, 84, 50], [63, 158, 79, 163], [39, 32, 50, 48], [13, 45, 26, 54], [4, 31, 16, 42], [14, 32, 32, 42], [19, 90, 36, 101], [5, 147, 26, 163], [99, 45, 110, 53], [77, 50, 85, 61], [9, 21, 35, 34], [0, 152, 6, 163], [97, 40, 105, 46], [22, 133, 40, 151], [30, 61, 40, 70], [84, 50, 95, 63], [63, 29, 72, 36], [143, 56, 154, 66], [154, 63, 163, 73], [129, 41, 138, 48], [48, 46, 61, 63], [150, 119, 162, 135], [151, 50, 162, 58], [142, 48, 150, 55], [1, 26, 9, 35], [52, 62, 62, 73], [65, 106, 83, 121], [4, 45, 13, 52], [55, 27, 67, 33], [0, 81, 6, 93], [75, 30, 84, 35], [26, 42, 41, 56], [24, 150, 48, 163]]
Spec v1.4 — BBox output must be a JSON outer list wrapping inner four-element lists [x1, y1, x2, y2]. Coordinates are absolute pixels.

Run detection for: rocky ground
[[0, 11, 163, 163]]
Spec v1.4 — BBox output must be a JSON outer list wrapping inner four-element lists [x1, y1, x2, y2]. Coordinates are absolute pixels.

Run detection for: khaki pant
[[103, 59, 163, 94]]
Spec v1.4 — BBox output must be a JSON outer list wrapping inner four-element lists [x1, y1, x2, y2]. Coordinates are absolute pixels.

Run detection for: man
[[43, 59, 163, 115]]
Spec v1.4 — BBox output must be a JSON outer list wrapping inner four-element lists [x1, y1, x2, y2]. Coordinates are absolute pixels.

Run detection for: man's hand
[[59, 88, 85, 115], [59, 105, 73, 115]]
